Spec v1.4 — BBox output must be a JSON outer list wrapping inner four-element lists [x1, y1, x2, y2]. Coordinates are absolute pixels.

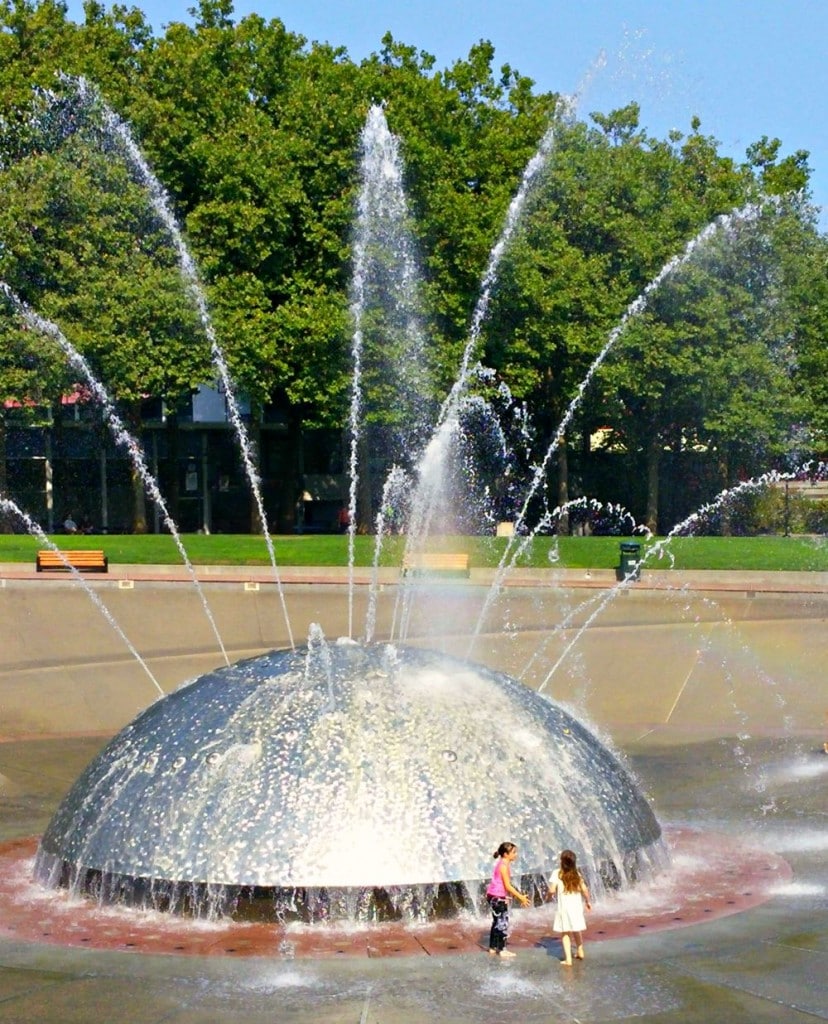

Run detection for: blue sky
[[64, 0, 828, 227]]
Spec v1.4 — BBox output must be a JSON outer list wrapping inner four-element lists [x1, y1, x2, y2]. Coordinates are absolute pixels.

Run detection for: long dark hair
[[493, 841, 517, 859], [559, 849, 582, 893]]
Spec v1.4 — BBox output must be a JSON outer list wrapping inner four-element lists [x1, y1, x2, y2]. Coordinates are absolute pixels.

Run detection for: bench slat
[[781, 481, 828, 499], [401, 553, 469, 577], [36, 550, 108, 573]]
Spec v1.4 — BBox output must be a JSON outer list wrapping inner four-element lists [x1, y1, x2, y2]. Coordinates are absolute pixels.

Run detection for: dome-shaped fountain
[[15, 85, 676, 928], [35, 642, 665, 921]]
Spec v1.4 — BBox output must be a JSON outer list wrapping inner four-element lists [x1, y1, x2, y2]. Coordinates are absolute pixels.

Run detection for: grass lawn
[[0, 532, 825, 571]]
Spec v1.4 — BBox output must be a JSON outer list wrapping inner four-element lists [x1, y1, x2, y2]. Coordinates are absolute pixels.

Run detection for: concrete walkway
[[4, 559, 828, 592], [0, 568, 826, 1021]]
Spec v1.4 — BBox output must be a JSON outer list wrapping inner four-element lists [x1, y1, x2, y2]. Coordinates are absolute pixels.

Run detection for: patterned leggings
[[488, 896, 510, 952]]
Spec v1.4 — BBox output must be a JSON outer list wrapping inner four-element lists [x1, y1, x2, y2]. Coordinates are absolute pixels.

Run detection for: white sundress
[[551, 868, 587, 933]]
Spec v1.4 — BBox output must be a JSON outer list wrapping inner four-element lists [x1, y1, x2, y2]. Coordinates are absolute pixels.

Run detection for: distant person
[[63, 513, 78, 534], [486, 841, 530, 958], [548, 849, 591, 965], [337, 504, 351, 533]]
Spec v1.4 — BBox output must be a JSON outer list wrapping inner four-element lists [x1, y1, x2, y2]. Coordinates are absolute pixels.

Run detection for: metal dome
[[35, 642, 665, 920]]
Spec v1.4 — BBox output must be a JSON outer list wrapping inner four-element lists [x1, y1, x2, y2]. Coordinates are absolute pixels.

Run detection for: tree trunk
[[131, 465, 148, 534], [163, 409, 180, 534], [0, 415, 11, 533], [356, 431, 373, 534], [278, 412, 303, 534], [556, 439, 569, 535], [248, 416, 263, 534], [126, 402, 147, 534], [717, 448, 731, 536], [645, 435, 659, 535]]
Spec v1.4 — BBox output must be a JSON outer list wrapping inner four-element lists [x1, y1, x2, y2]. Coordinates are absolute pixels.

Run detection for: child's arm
[[544, 869, 558, 901], [501, 862, 530, 906], [580, 879, 592, 911]]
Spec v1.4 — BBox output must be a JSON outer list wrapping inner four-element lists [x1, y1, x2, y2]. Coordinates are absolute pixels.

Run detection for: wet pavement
[[0, 568, 826, 1022], [0, 827, 792, 958]]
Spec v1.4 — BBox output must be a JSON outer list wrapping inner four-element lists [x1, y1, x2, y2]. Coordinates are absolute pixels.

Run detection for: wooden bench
[[401, 552, 470, 578], [36, 549, 108, 573], [781, 480, 828, 500]]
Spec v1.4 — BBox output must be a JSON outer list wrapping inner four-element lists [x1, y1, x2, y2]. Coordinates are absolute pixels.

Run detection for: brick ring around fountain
[[0, 829, 790, 957], [0, 643, 794, 958]]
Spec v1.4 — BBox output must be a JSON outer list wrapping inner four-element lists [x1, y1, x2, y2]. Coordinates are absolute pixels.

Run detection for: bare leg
[[561, 933, 573, 965], [575, 932, 585, 959]]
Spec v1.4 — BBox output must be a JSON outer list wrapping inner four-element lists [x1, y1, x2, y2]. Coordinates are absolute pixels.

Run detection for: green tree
[[2, 0, 822, 540], [0, 120, 210, 530], [481, 108, 753, 532], [596, 195, 819, 532]]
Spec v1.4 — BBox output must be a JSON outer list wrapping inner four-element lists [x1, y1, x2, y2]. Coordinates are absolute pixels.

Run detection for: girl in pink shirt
[[486, 841, 530, 957]]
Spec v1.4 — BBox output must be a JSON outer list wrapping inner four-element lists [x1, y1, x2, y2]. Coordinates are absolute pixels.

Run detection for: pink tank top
[[486, 859, 508, 898]]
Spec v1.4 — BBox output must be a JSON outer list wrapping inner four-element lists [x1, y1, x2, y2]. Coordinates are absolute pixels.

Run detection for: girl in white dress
[[549, 849, 591, 965]]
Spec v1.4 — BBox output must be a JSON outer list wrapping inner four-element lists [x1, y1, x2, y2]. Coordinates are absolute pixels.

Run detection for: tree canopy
[[1, 0, 825, 534]]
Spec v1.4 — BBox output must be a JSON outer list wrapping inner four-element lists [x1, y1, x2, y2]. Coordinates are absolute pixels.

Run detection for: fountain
[[33, 644, 664, 921], [1, 79, 826, 1024], [0, 87, 677, 924]]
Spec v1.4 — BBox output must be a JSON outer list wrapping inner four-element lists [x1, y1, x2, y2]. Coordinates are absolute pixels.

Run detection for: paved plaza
[[0, 565, 826, 1022]]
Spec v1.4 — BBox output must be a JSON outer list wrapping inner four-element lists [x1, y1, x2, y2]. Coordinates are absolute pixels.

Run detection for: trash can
[[617, 541, 642, 582]]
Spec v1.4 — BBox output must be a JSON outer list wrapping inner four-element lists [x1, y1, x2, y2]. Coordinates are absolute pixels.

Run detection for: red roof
[[3, 386, 93, 409]]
